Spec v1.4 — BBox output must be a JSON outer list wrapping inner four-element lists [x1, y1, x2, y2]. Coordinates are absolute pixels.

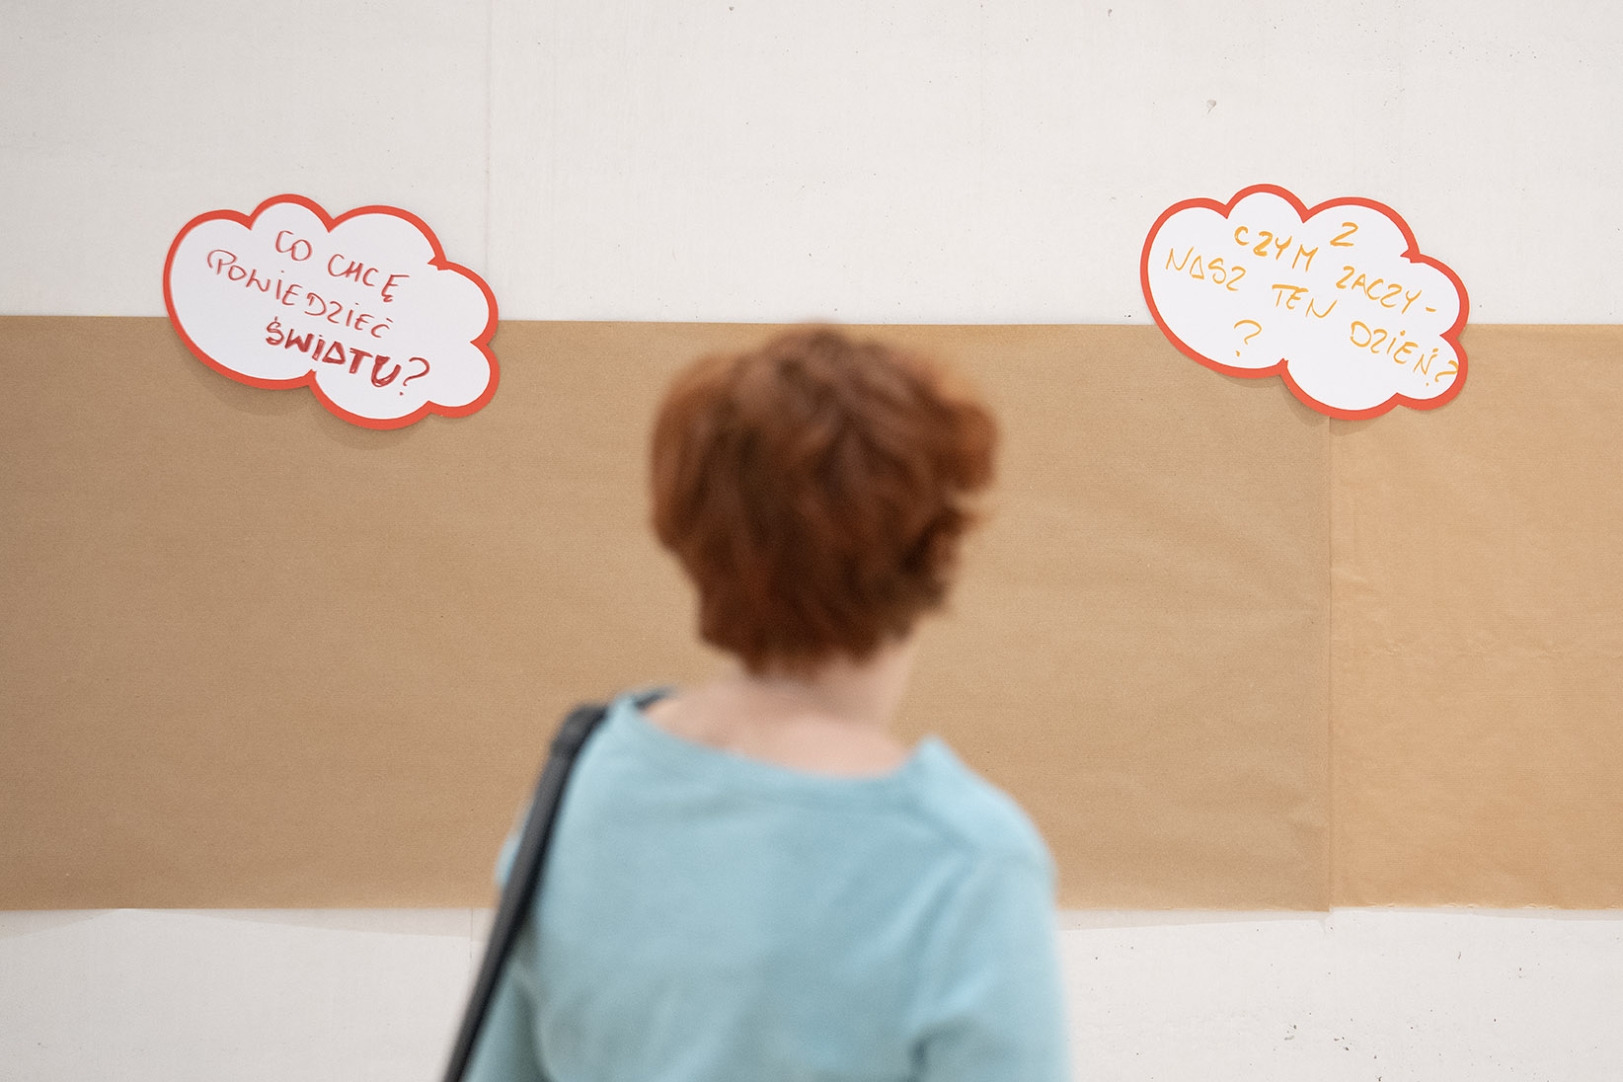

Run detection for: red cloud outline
[[163, 193, 499, 431], [1139, 183, 1469, 421]]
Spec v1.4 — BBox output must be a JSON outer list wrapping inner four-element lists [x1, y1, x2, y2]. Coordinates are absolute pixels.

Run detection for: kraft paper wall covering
[[2, 319, 1618, 909]]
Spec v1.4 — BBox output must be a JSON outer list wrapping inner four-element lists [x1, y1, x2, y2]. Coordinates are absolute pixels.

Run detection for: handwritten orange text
[[1231, 226, 1318, 272], [1165, 247, 1247, 291], [1335, 265, 1424, 313]]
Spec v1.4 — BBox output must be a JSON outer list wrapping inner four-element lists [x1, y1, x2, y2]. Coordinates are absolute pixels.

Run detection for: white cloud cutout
[[165, 195, 498, 429], [1141, 186, 1468, 419]]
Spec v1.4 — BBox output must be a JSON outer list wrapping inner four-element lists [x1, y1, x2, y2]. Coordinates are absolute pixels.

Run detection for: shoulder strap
[[440, 701, 611, 1082]]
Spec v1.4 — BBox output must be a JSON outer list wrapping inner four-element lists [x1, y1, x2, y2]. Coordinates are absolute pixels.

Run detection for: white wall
[[3, 0, 1621, 322], [3, 908, 1621, 1081], [4, 1, 1621, 1079]]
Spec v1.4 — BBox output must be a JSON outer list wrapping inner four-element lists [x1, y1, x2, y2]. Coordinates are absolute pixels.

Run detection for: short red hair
[[650, 327, 996, 673]]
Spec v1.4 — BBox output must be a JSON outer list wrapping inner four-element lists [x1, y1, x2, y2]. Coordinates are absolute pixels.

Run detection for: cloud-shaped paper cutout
[[1141, 185, 1468, 419], [164, 194, 498, 429]]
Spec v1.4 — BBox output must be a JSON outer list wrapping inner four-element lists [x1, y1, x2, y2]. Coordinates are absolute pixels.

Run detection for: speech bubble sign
[[1140, 185, 1468, 419], [164, 194, 498, 430]]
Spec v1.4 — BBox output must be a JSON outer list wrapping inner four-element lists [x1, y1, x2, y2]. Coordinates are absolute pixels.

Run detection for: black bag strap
[[439, 700, 613, 1082]]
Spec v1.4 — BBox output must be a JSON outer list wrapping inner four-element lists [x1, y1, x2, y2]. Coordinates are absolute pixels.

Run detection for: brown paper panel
[[887, 327, 1329, 909], [1, 318, 1328, 909], [1331, 325, 1623, 907]]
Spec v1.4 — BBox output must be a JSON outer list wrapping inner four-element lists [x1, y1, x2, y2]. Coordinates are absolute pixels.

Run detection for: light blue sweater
[[467, 692, 1069, 1082]]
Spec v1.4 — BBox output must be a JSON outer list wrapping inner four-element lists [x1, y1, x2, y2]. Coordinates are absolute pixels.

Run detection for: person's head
[[650, 326, 996, 676]]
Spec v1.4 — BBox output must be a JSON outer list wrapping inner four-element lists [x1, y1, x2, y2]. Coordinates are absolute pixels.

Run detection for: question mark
[[398, 356, 430, 396], [1233, 319, 1262, 356]]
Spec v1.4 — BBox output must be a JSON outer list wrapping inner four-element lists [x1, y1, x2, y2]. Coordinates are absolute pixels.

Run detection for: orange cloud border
[[1140, 183, 1470, 421], [163, 193, 500, 431]]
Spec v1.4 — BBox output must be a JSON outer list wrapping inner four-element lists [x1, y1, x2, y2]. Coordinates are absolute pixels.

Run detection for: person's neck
[[643, 639, 918, 776], [726, 639, 916, 732]]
